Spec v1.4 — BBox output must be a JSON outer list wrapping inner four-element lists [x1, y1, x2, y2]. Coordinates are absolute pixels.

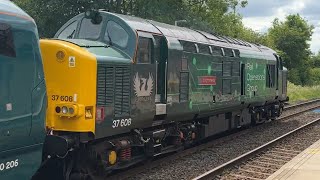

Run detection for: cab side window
[[137, 37, 152, 64], [0, 23, 16, 57], [57, 21, 78, 39]]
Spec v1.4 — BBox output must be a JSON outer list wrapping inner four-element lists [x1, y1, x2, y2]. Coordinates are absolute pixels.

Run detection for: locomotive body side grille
[[97, 64, 131, 117]]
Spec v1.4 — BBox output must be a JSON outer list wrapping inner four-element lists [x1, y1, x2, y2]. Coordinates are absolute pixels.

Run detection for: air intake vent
[[97, 64, 131, 117]]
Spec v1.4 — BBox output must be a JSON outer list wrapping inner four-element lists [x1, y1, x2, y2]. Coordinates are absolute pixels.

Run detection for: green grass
[[287, 82, 320, 103]]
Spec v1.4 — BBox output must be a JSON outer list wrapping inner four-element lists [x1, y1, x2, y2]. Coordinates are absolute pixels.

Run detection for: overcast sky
[[238, 0, 320, 54]]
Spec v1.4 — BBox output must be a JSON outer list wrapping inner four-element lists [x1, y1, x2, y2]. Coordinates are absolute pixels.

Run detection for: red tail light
[[96, 107, 105, 124]]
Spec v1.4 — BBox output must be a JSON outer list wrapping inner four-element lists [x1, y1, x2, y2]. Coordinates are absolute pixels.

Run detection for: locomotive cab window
[[137, 37, 152, 64], [279, 56, 284, 70], [78, 18, 103, 40], [104, 21, 129, 48], [57, 21, 78, 39], [0, 23, 16, 57], [266, 64, 276, 88]]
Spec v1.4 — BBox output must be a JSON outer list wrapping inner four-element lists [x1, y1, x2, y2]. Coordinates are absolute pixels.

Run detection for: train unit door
[[132, 32, 165, 127], [0, 22, 45, 179]]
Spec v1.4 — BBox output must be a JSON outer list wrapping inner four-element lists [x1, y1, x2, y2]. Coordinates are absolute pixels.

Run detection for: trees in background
[[268, 14, 314, 85], [15, 0, 318, 86], [15, 0, 250, 38]]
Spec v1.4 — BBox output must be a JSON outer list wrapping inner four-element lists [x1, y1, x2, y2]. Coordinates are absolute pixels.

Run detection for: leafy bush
[[310, 68, 320, 85], [288, 69, 302, 85], [287, 82, 320, 103]]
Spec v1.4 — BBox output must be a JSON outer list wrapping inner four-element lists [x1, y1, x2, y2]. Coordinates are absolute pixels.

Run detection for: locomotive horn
[[84, 9, 102, 24]]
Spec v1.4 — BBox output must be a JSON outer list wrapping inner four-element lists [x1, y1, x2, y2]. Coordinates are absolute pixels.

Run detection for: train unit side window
[[266, 64, 276, 88], [0, 23, 16, 57], [78, 18, 103, 40], [57, 21, 78, 39], [104, 21, 129, 48], [137, 37, 152, 64]]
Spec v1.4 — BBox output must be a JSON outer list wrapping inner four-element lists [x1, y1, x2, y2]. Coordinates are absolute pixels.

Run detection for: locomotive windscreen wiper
[[80, 44, 110, 48], [67, 30, 75, 39], [106, 29, 113, 46]]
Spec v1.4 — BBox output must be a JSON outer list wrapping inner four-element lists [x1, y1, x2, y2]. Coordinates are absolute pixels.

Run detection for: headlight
[[62, 106, 68, 114], [55, 104, 80, 117]]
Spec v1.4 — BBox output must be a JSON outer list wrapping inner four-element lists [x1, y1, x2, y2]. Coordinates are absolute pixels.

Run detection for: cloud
[[301, 0, 320, 16], [239, 0, 292, 17], [310, 28, 320, 53], [242, 17, 272, 33], [240, 0, 319, 53]]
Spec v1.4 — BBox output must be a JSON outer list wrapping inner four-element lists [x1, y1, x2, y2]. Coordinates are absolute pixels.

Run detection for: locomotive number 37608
[[51, 95, 73, 102], [112, 118, 132, 128]]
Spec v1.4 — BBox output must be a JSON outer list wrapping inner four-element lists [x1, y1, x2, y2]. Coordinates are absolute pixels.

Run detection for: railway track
[[107, 99, 320, 180], [283, 99, 319, 110], [193, 117, 320, 180]]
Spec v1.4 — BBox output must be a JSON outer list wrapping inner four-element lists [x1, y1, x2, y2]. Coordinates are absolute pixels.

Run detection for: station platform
[[267, 138, 320, 180]]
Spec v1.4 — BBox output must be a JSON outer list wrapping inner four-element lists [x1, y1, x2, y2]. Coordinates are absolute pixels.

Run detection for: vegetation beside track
[[288, 82, 320, 103]]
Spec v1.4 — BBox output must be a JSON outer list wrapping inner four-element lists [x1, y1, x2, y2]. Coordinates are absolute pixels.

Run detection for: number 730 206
[[0, 159, 18, 171]]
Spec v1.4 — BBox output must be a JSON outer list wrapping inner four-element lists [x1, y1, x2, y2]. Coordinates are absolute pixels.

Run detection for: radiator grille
[[97, 64, 131, 116]]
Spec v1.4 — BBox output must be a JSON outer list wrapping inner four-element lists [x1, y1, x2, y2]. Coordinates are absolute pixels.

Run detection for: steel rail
[[284, 99, 320, 110], [192, 117, 320, 180]]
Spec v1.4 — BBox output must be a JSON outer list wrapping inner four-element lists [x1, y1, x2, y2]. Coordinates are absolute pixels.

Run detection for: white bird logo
[[133, 72, 154, 97]]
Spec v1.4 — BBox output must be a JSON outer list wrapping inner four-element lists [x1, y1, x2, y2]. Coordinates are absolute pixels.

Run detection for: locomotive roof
[[0, 0, 33, 21], [55, 10, 277, 60], [108, 11, 275, 54]]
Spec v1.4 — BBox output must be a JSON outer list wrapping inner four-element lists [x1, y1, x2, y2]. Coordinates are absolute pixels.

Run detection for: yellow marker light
[[108, 151, 117, 165]]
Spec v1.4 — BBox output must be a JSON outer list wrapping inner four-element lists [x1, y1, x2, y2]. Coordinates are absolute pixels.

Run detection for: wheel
[[251, 112, 259, 126], [268, 109, 275, 121], [278, 107, 283, 117]]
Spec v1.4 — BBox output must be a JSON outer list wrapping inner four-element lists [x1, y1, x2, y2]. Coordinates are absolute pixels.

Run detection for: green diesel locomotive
[[40, 10, 288, 179]]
